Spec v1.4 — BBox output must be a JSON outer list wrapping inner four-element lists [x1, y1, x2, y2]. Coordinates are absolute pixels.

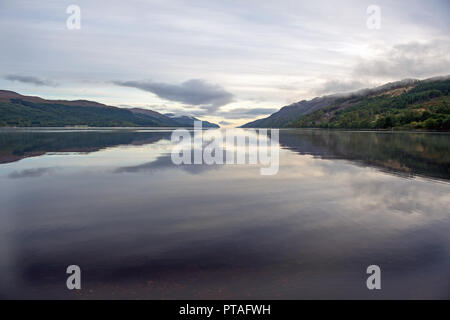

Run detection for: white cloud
[[353, 40, 450, 80]]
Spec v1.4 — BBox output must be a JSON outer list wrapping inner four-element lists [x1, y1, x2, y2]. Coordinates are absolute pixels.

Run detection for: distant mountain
[[241, 95, 339, 128], [0, 90, 219, 128], [166, 114, 220, 128], [128, 108, 181, 126], [241, 76, 450, 130], [0, 90, 115, 108]]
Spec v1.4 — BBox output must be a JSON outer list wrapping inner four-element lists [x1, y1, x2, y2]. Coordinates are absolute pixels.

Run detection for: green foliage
[[287, 79, 450, 130], [0, 99, 163, 127]]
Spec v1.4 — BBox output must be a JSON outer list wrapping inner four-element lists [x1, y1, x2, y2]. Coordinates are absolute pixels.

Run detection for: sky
[[0, 0, 449, 127]]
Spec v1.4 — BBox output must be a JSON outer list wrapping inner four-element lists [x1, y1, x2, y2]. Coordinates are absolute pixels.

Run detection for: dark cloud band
[[5, 75, 56, 86], [114, 79, 233, 111]]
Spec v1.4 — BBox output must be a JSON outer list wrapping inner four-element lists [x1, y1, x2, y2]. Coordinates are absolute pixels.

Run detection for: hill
[[165, 115, 219, 128], [241, 77, 450, 130], [0, 91, 219, 128]]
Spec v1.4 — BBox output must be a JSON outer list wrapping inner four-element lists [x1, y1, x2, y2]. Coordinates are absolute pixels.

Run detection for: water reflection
[[1, 128, 448, 181], [0, 129, 449, 299], [0, 129, 172, 164], [279, 129, 450, 181]]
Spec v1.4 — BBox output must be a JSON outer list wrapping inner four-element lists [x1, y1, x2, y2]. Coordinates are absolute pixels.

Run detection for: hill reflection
[[279, 130, 450, 181]]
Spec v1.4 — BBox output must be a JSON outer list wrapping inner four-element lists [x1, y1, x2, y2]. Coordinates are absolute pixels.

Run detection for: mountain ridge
[[165, 115, 219, 128], [241, 76, 450, 130], [0, 90, 220, 128]]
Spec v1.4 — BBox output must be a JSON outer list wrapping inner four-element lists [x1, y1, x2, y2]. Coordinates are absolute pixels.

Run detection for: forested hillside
[[0, 90, 219, 127], [288, 79, 450, 130], [242, 77, 450, 130]]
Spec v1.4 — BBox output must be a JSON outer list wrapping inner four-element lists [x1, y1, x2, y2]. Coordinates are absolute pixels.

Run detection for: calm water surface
[[0, 128, 449, 299]]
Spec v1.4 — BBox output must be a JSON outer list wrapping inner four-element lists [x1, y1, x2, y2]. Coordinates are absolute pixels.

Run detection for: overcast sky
[[0, 0, 449, 126]]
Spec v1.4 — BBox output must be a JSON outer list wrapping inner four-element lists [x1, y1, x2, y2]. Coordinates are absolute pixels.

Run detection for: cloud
[[219, 120, 232, 126], [116, 154, 219, 175], [312, 40, 450, 96], [353, 40, 450, 80], [217, 107, 278, 119], [8, 167, 54, 179], [114, 79, 233, 112], [315, 80, 367, 95], [4, 74, 56, 86]]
